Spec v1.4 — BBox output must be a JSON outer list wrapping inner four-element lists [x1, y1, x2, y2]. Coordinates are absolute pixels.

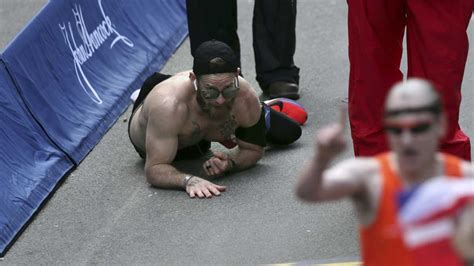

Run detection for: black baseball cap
[[192, 40, 239, 75]]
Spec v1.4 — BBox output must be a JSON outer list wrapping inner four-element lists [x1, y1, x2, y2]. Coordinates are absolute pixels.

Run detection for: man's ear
[[189, 71, 197, 82], [236, 67, 241, 77]]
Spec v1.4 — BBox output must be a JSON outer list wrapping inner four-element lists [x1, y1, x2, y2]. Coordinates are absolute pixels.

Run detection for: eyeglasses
[[195, 77, 240, 100], [384, 122, 433, 136]]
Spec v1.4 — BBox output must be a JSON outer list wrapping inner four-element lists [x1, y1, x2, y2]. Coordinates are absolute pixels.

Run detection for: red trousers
[[347, 0, 473, 160]]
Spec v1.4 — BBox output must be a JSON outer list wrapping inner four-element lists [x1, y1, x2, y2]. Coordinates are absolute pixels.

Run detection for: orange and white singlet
[[359, 152, 462, 266]]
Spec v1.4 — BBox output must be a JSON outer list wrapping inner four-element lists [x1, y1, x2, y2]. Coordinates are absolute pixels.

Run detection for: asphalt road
[[1, 0, 473, 265]]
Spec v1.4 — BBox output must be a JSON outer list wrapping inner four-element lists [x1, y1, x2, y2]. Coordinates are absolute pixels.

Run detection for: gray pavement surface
[[1, 0, 473, 265]]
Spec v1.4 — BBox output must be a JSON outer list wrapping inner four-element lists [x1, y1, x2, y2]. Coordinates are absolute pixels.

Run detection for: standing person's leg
[[253, 0, 300, 100], [406, 0, 473, 160], [186, 0, 241, 67], [347, 0, 406, 156]]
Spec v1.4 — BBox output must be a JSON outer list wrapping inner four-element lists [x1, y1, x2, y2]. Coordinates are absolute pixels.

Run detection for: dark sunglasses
[[384, 122, 432, 135], [195, 77, 240, 100]]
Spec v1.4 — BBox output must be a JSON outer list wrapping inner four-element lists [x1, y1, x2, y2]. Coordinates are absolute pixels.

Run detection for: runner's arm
[[453, 202, 474, 260], [461, 161, 474, 177], [231, 138, 264, 171], [296, 107, 372, 202], [297, 155, 373, 202], [144, 99, 187, 189]]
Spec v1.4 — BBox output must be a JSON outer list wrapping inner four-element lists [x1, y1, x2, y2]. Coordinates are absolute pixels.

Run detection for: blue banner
[[0, 0, 188, 256], [2, 0, 188, 163], [0, 61, 74, 256]]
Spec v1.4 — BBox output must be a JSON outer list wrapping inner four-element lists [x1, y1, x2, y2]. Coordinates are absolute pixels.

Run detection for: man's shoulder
[[437, 152, 473, 177], [233, 78, 261, 126], [143, 88, 191, 125], [146, 91, 187, 111], [145, 74, 192, 108]]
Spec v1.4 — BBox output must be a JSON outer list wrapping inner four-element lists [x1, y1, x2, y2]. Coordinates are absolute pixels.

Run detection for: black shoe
[[266, 81, 300, 100]]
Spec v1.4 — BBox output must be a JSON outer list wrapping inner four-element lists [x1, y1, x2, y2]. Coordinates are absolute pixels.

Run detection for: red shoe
[[264, 98, 307, 125]]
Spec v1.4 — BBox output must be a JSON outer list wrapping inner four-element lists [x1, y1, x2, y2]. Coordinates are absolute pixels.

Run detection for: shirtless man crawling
[[129, 40, 301, 199]]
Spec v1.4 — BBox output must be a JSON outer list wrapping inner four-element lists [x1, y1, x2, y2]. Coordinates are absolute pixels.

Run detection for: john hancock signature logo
[[59, 0, 134, 104]]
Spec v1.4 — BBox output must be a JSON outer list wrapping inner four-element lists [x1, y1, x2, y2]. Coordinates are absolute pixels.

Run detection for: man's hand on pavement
[[185, 176, 226, 199]]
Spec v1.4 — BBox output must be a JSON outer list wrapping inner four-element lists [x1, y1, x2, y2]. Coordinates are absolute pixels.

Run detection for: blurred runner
[[296, 78, 474, 265]]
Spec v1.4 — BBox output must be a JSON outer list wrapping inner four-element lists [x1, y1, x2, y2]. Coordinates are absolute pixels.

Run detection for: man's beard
[[197, 91, 234, 119]]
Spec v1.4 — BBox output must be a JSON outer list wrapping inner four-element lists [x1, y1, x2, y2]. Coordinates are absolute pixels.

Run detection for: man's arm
[[296, 109, 372, 202], [461, 161, 474, 177], [203, 139, 264, 177], [144, 99, 226, 198], [144, 99, 186, 188], [453, 162, 474, 261], [231, 139, 264, 171], [203, 91, 264, 176], [229, 88, 265, 171], [453, 202, 474, 261]]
